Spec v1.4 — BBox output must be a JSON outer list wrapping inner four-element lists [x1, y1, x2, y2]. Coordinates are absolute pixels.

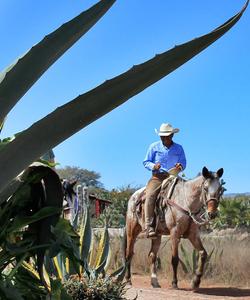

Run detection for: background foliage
[[56, 166, 103, 188], [213, 195, 250, 229]]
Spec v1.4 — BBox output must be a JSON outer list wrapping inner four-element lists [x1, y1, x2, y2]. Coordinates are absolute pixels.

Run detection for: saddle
[[135, 175, 179, 220]]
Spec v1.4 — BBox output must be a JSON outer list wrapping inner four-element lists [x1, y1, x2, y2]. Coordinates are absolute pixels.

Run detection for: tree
[[213, 195, 250, 228], [94, 184, 140, 227], [56, 166, 103, 188]]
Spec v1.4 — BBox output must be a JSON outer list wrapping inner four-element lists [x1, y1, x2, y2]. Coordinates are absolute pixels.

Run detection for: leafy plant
[[93, 185, 144, 228], [0, 164, 64, 299], [56, 166, 103, 189], [64, 274, 127, 300], [179, 243, 215, 277], [62, 207, 127, 299], [213, 196, 250, 229], [0, 1, 248, 196], [20, 205, 127, 299], [0, 0, 248, 297]]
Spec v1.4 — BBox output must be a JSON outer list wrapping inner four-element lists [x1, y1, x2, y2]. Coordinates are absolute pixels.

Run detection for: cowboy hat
[[155, 123, 179, 136]]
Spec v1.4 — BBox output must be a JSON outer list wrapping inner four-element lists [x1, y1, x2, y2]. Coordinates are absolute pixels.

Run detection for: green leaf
[[94, 225, 110, 270], [0, 1, 248, 193], [0, 117, 6, 135], [50, 279, 72, 300], [179, 258, 189, 274], [49, 219, 81, 276], [0, 0, 116, 121], [0, 280, 24, 300], [7, 206, 61, 233], [110, 263, 127, 282], [180, 243, 192, 272], [79, 208, 92, 262]]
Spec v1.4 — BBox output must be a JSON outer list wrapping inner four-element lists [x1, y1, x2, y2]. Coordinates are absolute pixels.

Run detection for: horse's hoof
[[151, 278, 161, 288], [171, 281, 178, 289], [191, 277, 200, 290]]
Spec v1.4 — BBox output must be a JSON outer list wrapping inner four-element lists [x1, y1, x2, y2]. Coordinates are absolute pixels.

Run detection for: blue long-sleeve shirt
[[143, 141, 186, 173]]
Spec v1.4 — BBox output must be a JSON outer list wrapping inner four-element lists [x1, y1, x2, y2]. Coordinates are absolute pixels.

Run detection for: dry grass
[[131, 231, 250, 287], [97, 229, 250, 287]]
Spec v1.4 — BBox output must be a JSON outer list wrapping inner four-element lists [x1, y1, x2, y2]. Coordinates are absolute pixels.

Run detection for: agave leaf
[[6, 254, 28, 279], [7, 206, 61, 233], [0, 117, 6, 135], [206, 247, 215, 263], [94, 225, 109, 269], [79, 207, 92, 266], [94, 256, 107, 275], [22, 261, 40, 280], [88, 236, 96, 268], [13, 265, 47, 299], [54, 254, 69, 280], [53, 256, 63, 281], [179, 258, 189, 274], [104, 245, 112, 272], [192, 249, 197, 274], [0, 280, 24, 300], [110, 263, 127, 282], [21, 166, 64, 289], [180, 243, 191, 272], [50, 278, 72, 300], [0, 0, 116, 121], [49, 219, 80, 277], [0, 1, 248, 193]]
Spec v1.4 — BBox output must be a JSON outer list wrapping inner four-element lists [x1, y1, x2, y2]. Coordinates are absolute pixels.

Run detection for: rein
[[166, 198, 203, 222], [166, 179, 223, 226], [166, 199, 191, 216]]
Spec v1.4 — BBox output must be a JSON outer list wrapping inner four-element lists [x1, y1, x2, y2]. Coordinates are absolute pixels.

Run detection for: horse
[[61, 178, 78, 224], [125, 166, 224, 290]]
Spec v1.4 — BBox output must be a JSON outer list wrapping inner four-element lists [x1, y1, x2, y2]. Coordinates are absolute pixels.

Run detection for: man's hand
[[153, 163, 161, 170], [175, 163, 183, 171]]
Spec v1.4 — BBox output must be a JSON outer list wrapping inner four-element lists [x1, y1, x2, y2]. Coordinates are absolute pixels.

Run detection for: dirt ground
[[125, 275, 250, 300]]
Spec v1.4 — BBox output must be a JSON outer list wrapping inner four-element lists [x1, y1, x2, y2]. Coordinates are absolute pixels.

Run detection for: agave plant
[[0, 0, 248, 297], [0, 163, 64, 299], [179, 242, 215, 277], [20, 205, 127, 299], [0, 0, 248, 196]]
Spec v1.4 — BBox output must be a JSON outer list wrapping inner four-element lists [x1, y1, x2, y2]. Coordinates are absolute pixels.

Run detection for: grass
[[94, 228, 250, 287], [131, 230, 250, 287]]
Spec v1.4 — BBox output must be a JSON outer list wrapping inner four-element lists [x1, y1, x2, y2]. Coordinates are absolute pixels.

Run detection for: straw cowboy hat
[[155, 123, 179, 136]]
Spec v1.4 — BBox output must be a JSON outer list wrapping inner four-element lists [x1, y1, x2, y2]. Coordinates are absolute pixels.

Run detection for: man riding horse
[[126, 136, 224, 289], [143, 123, 186, 238]]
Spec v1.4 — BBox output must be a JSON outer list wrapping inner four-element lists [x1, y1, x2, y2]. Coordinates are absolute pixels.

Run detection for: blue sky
[[0, 0, 249, 193]]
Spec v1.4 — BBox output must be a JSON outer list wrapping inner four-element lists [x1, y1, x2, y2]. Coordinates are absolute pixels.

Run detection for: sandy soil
[[125, 275, 250, 300]]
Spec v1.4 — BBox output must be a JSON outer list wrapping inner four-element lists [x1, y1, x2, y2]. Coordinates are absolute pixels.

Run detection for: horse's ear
[[202, 166, 210, 179], [217, 168, 224, 178]]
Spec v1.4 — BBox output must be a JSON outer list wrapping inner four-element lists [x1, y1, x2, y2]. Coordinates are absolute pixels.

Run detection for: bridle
[[196, 178, 225, 224], [200, 178, 224, 205], [167, 177, 225, 226]]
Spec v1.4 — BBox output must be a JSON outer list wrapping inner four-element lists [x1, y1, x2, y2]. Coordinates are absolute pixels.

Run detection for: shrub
[[64, 274, 127, 300]]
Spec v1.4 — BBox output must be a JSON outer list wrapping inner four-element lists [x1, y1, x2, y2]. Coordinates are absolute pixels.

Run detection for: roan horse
[[125, 167, 224, 290]]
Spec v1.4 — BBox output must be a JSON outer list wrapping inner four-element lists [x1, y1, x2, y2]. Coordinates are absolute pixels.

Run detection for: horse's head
[[61, 178, 77, 200], [202, 167, 224, 219]]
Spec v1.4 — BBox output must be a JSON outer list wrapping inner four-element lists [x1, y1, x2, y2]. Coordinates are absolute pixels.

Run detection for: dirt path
[[125, 275, 250, 300]]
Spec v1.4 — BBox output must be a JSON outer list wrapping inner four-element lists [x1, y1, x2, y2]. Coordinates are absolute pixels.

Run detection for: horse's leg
[[188, 226, 207, 290], [170, 228, 180, 289], [125, 220, 141, 285], [148, 235, 162, 288]]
